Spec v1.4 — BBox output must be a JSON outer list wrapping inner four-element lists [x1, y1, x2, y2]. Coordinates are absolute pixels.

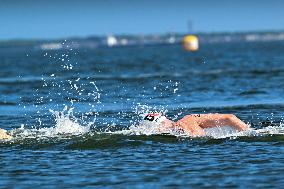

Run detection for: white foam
[[203, 124, 284, 139], [108, 121, 186, 137], [204, 126, 239, 138]]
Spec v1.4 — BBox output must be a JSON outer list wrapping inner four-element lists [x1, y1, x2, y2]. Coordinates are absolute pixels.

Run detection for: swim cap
[[143, 113, 167, 125]]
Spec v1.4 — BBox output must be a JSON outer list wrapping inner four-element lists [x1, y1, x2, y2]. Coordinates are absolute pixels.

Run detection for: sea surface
[[0, 39, 284, 188]]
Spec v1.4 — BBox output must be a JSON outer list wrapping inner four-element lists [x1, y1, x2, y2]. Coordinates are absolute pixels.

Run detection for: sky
[[0, 0, 284, 40]]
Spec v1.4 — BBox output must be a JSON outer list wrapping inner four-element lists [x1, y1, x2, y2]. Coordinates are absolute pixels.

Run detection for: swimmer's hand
[[0, 129, 12, 140]]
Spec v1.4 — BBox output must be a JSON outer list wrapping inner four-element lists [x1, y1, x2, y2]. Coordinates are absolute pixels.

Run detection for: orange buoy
[[182, 35, 199, 51]]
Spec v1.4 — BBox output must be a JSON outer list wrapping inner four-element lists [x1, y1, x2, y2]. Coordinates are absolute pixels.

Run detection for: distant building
[[120, 38, 128, 46], [106, 35, 118, 47], [167, 36, 176, 44], [40, 43, 63, 50]]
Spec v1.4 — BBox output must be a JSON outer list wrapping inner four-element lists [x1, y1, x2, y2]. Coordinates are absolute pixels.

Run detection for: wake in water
[[112, 121, 284, 139]]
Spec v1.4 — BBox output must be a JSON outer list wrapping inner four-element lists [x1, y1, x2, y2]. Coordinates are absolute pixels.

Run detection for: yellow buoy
[[182, 35, 199, 51]]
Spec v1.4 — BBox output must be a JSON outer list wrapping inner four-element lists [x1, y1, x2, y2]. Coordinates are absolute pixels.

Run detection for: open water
[[0, 40, 284, 188]]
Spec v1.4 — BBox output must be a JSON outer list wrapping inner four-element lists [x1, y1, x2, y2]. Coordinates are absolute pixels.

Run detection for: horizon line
[[1, 29, 284, 42]]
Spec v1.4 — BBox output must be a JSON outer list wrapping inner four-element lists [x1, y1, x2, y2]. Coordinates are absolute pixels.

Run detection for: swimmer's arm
[[197, 114, 249, 131]]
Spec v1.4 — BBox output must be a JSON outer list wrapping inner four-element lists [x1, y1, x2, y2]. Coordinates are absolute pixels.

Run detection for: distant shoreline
[[1, 29, 284, 42], [1, 30, 284, 49]]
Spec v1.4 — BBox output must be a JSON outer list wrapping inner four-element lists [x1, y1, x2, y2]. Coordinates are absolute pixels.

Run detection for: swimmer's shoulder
[[183, 114, 202, 119], [185, 113, 223, 118], [177, 114, 202, 123], [178, 114, 212, 124]]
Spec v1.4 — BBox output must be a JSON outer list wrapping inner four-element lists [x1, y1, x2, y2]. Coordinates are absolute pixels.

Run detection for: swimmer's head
[[143, 113, 174, 128], [143, 113, 167, 124]]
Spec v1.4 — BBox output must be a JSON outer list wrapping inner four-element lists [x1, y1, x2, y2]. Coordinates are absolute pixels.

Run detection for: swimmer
[[0, 129, 12, 140], [143, 113, 249, 137]]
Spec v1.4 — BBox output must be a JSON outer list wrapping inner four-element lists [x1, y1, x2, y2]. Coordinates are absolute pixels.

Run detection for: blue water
[[0, 39, 284, 188]]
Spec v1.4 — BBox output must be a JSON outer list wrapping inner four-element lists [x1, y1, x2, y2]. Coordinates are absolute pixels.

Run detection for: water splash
[[10, 107, 90, 139], [48, 107, 90, 135]]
